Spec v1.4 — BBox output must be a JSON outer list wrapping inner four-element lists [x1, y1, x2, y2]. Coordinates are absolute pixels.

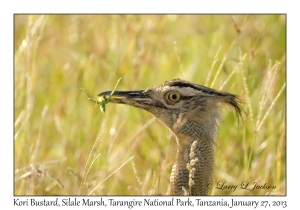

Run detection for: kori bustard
[[98, 79, 242, 195]]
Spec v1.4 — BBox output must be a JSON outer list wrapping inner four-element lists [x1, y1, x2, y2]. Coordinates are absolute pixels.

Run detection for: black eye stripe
[[181, 96, 193, 100], [166, 80, 230, 97]]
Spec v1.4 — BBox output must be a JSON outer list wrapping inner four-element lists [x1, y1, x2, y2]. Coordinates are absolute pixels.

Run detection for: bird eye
[[167, 91, 181, 102]]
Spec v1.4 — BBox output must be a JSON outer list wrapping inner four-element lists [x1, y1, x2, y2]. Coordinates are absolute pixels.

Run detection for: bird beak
[[97, 89, 153, 109]]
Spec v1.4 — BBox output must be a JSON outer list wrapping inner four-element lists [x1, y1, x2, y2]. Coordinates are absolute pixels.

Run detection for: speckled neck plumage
[[158, 111, 218, 196], [166, 126, 215, 196]]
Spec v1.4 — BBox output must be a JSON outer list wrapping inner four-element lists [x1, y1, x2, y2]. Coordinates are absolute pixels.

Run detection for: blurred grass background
[[14, 15, 286, 195]]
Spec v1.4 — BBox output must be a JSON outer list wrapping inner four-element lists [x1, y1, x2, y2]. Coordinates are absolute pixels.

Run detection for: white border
[[2, 0, 298, 209]]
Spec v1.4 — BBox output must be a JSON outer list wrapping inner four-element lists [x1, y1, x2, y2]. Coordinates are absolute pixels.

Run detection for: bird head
[[98, 79, 242, 145]]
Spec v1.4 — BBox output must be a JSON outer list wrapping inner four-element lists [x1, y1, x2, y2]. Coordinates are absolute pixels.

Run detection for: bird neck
[[167, 123, 216, 195]]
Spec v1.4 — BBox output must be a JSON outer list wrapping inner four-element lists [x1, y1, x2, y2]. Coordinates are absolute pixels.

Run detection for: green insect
[[97, 95, 108, 113], [81, 78, 122, 113]]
